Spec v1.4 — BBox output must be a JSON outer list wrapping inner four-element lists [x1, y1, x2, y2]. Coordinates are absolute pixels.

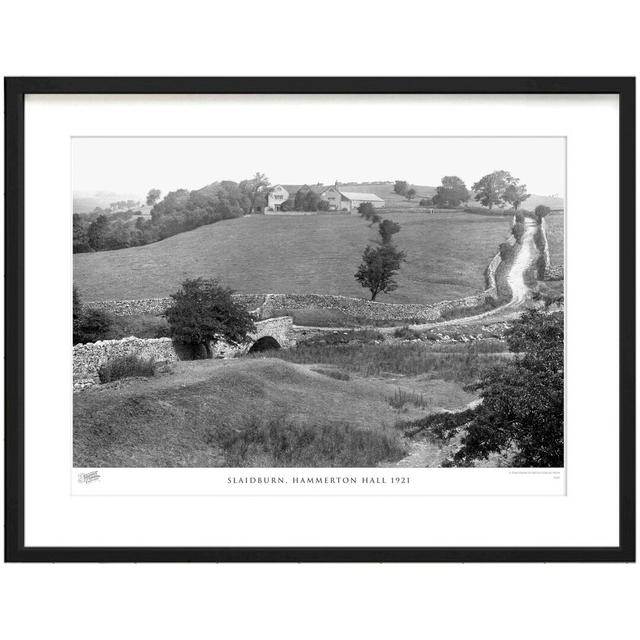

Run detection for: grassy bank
[[74, 358, 408, 467]]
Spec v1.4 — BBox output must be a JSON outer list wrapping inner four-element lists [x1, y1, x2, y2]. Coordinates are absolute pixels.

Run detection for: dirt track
[[295, 220, 541, 334]]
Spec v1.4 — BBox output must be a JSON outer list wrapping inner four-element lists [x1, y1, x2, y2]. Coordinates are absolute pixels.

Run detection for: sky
[[72, 137, 566, 200]]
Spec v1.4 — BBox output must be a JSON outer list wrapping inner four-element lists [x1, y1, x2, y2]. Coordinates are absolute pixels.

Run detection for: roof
[[339, 191, 384, 202]]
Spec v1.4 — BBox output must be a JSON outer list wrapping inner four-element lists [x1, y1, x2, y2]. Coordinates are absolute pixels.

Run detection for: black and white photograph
[[72, 136, 565, 472]]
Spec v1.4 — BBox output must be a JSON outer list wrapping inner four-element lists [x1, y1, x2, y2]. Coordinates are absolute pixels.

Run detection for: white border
[[24, 94, 619, 547]]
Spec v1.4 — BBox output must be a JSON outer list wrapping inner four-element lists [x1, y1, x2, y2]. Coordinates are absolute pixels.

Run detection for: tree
[[73, 287, 112, 344], [393, 180, 409, 197], [405, 188, 416, 201], [146, 188, 161, 206], [441, 310, 564, 467], [294, 189, 321, 212], [502, 182, 530, 210], [432, 176, 470, 208], [165, 278, 256, 359], [240, 172, 270, 215], [472, 170, 513, 209], [87, 214, 110, 251], [378, 219, 400, 244], [355, 244, 405, 301], [534, 204, 551, 223], [358, 201, 381, 226], [419, 198, 432, 207]]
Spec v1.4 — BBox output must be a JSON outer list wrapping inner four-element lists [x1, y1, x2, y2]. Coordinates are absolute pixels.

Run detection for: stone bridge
[[73, 316, 296, 389], [212, 315, 296, 356]]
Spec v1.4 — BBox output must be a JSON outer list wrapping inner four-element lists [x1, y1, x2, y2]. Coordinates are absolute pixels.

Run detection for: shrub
[[98, 354, 156, 383], [419, 198, 432, 207], [512, 220, 525, 242], [387, 388, 430, 410], [74, 308, 113, 344], [73, 286, 113, 344], [393, 326, 421, 340]]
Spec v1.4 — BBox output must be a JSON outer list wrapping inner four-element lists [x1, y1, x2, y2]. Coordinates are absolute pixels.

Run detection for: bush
[[98, 354, 156, 383], [393, 326, 422, 340], [387, 388, 430, 410], [512, 220, 526, 242], [419, 198, 432, 207], [74, 308, 113, 344]]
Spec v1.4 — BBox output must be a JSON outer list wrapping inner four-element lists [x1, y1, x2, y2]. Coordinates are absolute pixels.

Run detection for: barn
[[338, 191, 385, 213]]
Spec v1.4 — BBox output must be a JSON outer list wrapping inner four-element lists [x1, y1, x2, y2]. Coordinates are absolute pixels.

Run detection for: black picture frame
[[4, 77, 636, 563]]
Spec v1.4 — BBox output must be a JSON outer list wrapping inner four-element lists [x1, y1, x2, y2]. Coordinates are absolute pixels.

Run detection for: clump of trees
[[73, 175, 271, 253], [165, 278, 256, 359], [357, 202, 381, 226], [472, 170, 530, 210], [355, 208, 405, 301], [393, 180, 416, 200], [432, 176, 470, 208], [73, 287, 112, 344]]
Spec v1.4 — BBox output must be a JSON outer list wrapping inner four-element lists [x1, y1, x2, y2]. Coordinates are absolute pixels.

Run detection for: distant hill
[[73, 191, 145, 214]]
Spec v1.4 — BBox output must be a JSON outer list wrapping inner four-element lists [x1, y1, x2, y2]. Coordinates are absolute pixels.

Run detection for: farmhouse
[[265, 183, 384, 214], [266, 184, 289, 212]]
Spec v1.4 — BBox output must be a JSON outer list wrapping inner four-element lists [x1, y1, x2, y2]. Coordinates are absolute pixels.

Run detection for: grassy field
[[74, 358, 413, 467], [74, 339, 491, 467], [75, 210, 533, 305]]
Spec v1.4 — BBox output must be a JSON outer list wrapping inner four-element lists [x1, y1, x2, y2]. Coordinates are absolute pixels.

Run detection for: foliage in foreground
[[407, 310, 564, 467], [98, 354, 156, 383], [205, 414, 405, 467], [165, 278, 255, 358]]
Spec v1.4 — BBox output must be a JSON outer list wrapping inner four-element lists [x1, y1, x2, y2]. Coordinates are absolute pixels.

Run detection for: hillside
[[74, 209, 564, 305], [73, 358, 411, 467]]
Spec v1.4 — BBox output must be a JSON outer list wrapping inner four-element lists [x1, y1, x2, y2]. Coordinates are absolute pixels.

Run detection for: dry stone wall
[[84, 250, 505, 326], [73, 316, 294, 390]]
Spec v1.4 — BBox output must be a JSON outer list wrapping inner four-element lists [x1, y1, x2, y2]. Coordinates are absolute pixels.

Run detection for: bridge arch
[[248, 335, 282, 353]]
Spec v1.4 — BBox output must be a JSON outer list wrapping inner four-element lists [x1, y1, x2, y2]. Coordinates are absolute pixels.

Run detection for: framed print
[[4, 77, 635, 562]]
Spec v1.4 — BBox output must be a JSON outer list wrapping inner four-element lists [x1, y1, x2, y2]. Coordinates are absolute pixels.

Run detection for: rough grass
[[74, 210, 515, 305], [268, 341, 503, 384], [74, 358, 409, 467], [387, 388, 431, 410], [98, 354, 156, 383], [206, 414, 405, 467], [438, 297, 498, 321], [311, 367, 351, 381]]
